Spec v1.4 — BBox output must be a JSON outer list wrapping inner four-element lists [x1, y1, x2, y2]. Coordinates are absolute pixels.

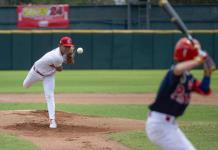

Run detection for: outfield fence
[[0, 30, 217, 70]]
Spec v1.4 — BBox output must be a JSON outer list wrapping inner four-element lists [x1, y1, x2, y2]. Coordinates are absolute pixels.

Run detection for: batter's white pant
[[23, 66, 56, 120], [145, 111, 196, 150]]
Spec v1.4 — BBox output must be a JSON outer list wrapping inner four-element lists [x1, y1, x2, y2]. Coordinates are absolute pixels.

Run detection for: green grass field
[[0, 70, 217, 150], [0, 70, 217, 93], [0, 133, 39, 150]]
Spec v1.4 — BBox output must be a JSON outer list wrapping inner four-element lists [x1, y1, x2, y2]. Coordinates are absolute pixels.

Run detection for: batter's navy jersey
[[149, 67, 196, 117]]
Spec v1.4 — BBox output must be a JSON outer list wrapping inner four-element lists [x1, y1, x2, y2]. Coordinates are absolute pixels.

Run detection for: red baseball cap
[[59, 36, 73, 47]]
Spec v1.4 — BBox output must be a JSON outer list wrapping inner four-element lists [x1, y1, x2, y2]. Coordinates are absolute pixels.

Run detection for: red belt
[[33, 66, 45, 77]]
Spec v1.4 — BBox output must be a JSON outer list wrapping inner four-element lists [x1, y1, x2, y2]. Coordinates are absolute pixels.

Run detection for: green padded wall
[[12, 34, 32, 69], [0, 34, 12, 69], [112, 33, 132, 69], [0, 30, 218, 70], [132, 33, 153, 69], [153, 34, 174, 69], [92, 33, 113, 69], [214, 33, 218, 66]]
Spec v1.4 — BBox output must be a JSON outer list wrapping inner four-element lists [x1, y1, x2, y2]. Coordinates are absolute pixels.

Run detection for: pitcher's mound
[[0, 110, 144, 150]]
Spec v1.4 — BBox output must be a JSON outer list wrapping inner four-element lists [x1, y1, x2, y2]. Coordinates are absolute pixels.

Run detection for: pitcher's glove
[[66, 52, 73, 64]]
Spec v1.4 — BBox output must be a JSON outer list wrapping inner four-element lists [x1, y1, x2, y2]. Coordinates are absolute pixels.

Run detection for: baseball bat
[[159, 0, 193, 41], [159, 0, 216, 71]]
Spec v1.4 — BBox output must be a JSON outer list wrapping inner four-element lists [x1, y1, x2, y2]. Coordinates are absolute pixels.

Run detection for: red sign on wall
[[17, 4, 69, 28]]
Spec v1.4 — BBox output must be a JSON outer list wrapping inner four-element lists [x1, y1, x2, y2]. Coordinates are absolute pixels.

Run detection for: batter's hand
[[204, 55, 216, 75], [194, 49, 208, 64]]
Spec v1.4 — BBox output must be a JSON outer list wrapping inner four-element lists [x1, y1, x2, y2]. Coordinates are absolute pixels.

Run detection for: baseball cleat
[[49, 119, 57, 128]]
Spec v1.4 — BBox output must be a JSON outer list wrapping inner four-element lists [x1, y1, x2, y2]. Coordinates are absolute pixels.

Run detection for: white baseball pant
[[23, 66, 56, 120], [145, 111, 196, 150]]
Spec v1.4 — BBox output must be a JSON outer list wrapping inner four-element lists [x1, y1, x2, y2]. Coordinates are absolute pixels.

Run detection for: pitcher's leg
[[43, 75, 56, 128], [23, 67, 42, 88]]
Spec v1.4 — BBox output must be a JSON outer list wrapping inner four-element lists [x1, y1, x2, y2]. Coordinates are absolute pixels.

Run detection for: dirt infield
[[0, 93, 217, 104], [0, 93, 217, 150], [0, 110, 144, 150]]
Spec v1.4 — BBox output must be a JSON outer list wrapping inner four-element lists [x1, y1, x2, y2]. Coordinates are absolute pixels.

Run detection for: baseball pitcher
[[145, 37, 215, 150], [23, 36, 75, 128]]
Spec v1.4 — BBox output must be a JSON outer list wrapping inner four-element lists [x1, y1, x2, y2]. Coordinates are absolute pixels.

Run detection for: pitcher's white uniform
[[23, 47, 63, 122]]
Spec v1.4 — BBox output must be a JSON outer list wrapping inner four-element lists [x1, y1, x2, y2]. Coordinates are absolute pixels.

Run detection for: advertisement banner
[[17, 4, 69, 28]]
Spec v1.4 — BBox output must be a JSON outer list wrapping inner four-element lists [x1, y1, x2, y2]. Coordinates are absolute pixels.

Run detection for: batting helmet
[[174, 37, 200, 61]]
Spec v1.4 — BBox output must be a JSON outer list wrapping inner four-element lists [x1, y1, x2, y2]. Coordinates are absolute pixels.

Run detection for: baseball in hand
[[77, 47, 83, 54]]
